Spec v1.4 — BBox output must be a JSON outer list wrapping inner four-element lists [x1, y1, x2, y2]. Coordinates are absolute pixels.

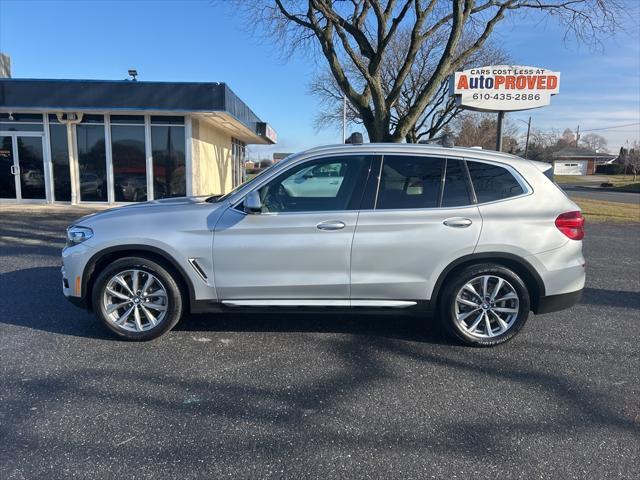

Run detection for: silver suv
[[62, 144, 585, 346]]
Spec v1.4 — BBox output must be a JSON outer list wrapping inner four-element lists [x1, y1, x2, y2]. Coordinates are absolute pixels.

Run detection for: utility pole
[[575, 125, 580, 146], [524, 116, 532, 159], [496, 111, 504, 152], [342, 94, 347, 143]]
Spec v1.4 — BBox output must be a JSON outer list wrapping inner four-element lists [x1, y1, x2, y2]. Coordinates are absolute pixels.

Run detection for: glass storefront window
[[111, 121, 147, 202], [232, 137, 246, 187], [76, 118, 108, 202], [49, 123, 71, 202], [151, 125, 185, 198], [150, 116, 184, 125], [0, 123, 44, 132], [110, 115, 145, 124], [0, 113, 43, 122], [0, 113, 44, 132], [78, 114, 106, 124]]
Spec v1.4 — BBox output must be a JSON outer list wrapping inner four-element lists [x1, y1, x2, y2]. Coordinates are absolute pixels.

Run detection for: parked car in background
[[79, 173, 104, 200], [62, 142, 585, 346]]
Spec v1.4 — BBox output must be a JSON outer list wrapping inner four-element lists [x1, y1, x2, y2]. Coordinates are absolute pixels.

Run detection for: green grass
[[573, 197, 640, 223], [554, 175, 588, 185]]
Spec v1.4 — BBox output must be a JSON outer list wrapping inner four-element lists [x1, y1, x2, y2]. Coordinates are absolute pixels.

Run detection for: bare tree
[[310, 32, 509, 142], [231, 1, 622, 142], [561, 128, 576, 146], [453, 112, 519, 152], [529, 128, 560, 149], [622, 142, 640, 180], [580, 132, 609, 152]]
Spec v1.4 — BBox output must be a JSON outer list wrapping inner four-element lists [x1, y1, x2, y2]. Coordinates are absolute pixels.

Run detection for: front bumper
[[535, 288, 583, 314], [61, 266, 88, 309], [61, 242, 93, 309]]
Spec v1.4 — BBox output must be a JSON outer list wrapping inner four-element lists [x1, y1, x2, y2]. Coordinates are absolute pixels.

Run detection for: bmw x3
[[62, 143, 585, 346]]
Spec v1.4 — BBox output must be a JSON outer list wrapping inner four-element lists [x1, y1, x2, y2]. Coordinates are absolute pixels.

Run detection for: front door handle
[[10, 165, 18, 175], [443, 217, 472, 228], [317, 220, 346, 231]]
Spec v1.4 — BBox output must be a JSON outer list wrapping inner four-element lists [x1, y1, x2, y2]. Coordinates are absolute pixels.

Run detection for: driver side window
[[258, 156, 371, 213]]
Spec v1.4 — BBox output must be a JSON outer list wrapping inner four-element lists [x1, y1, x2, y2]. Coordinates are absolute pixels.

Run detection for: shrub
[[596, 164, 625, 175]]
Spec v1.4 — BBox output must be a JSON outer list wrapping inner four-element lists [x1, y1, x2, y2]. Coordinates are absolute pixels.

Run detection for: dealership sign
[[450, 65, 560, 111], [257, 122, 278, 144]]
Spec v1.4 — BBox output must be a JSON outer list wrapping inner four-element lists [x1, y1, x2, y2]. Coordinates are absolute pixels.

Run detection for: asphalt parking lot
[[1, 206, 639, 479], [562, 185, 640, 205]]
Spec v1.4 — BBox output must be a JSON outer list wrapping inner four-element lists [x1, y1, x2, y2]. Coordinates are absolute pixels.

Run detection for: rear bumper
[[534, 288, 583, 314]]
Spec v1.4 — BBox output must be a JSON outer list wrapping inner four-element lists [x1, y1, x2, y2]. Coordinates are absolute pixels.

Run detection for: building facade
[[0, 79, 276, 205]]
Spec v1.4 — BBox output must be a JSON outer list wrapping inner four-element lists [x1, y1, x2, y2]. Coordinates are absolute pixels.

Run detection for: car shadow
[[6, 266, 635, 343], [177, 310, 450, 345], [0, 266, 449, 344], [580, 287, 640, 310], [0, 266, 115, 340]]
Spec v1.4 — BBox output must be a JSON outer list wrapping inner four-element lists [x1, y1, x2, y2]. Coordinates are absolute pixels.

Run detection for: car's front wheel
[[92, 257, 184, 340], [439, 264, 531, 347]]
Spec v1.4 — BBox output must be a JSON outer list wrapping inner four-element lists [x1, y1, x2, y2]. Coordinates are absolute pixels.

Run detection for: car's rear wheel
[[439, 264, 530, 347], [92, 257, 183, 340]]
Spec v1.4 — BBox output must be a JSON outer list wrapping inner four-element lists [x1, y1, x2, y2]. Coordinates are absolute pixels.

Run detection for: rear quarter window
[[467, 161, 524, 203], [441, 159, 472, 207]]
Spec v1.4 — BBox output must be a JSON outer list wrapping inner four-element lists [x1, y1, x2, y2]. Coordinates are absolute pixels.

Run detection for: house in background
[[552, 146, 616, 175]]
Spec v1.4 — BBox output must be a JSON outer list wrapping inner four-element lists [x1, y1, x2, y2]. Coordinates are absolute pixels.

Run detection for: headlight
[[66, 225, 94, 246]]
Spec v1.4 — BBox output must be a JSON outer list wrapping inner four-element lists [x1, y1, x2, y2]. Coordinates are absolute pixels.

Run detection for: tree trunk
[[361, 109, 396, 142]]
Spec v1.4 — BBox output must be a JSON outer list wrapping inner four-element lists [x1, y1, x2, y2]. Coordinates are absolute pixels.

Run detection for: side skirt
[[190, 299, 431, 316]]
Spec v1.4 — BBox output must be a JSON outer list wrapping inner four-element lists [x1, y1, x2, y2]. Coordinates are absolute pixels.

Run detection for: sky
[[0, 0, 638, 158]]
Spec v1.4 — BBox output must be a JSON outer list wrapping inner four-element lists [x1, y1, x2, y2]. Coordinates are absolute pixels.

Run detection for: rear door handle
[[317, 220, 346, 231], [443, 217, 472, 228]]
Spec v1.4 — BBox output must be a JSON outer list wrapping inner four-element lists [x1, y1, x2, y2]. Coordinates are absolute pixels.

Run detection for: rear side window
[[467, 161, 524, 203], [377, 156, 444, 209], [376, 156, 472, 209]]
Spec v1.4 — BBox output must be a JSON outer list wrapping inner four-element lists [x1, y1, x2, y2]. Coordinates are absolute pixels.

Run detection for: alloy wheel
[[453, 275, 520, 339], [102, 269, 168, 332]]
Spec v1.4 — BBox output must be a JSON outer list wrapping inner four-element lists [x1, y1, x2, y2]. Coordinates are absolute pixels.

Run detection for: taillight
[[555, 211, 585, 240]]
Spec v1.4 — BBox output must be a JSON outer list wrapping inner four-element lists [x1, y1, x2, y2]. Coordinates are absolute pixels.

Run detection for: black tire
[[92, 256, 184, 341], [438, 263, 531, 347]]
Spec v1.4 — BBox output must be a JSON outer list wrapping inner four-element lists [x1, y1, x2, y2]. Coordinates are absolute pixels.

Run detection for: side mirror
[[243, 190, 262, 214]]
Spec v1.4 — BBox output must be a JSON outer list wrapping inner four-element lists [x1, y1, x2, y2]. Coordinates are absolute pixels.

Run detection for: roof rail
[[418, 133, 454, 148]]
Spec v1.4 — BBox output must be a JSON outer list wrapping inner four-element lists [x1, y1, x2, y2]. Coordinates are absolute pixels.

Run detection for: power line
[[580, 122, 640, 133]]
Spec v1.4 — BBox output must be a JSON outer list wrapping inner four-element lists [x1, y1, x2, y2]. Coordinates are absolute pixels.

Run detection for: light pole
[[496, 111, 504, 152], [342, 94, 347, 143], [516, 117, 532, 159]]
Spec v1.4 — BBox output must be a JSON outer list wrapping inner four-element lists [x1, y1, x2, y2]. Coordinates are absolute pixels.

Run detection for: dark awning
[[0, 78, 276, 143]]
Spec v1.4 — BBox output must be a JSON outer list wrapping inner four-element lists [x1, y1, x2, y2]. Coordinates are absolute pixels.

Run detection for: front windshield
[[206, 161, 281, 203]]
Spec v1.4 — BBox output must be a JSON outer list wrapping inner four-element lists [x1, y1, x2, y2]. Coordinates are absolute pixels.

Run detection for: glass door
[[0, 133, 46, 201], [0, 135, 18, 200], [16, 136, 46, 200]]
